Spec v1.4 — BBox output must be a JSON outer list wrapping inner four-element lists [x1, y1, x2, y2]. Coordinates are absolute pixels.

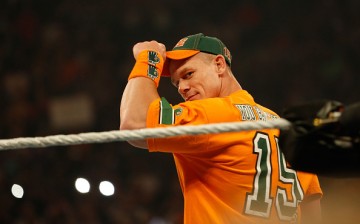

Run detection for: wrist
[[128, 50, 164, 87]]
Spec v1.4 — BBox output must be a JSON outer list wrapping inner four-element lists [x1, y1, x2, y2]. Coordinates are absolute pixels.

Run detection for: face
[[169, 53, 222, 101]]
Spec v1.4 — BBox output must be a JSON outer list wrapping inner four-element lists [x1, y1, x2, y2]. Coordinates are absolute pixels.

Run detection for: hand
[[133, 41, 166, 61]]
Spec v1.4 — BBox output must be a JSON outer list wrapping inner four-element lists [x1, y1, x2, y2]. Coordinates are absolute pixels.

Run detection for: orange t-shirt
[[146, 90, 322, 224]]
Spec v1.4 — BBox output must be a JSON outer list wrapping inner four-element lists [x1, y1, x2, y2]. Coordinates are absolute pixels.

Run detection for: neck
[[219, 71, 242, 97]]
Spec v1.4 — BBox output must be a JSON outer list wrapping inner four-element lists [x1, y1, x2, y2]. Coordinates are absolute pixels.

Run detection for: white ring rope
[[0, 118, 292, 151]]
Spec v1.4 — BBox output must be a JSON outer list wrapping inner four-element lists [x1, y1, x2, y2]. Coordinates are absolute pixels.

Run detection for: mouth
[[185, 94, 198, 101]]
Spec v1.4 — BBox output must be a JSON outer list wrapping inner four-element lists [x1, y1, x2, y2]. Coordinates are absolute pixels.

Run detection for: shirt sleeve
[[306, 175, 323, 199], [146, 97, 210, 153]]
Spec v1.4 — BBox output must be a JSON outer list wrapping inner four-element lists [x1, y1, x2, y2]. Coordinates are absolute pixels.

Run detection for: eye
[[184, 72, 193, 78]]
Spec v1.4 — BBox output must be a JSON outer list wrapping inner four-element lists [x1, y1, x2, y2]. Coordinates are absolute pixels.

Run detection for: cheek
[[202, 78, 221, 97]]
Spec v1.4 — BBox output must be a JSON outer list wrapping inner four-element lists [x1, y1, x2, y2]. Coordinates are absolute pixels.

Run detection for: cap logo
[[224, 47, 231, 61], [174, 38, 188, 48]]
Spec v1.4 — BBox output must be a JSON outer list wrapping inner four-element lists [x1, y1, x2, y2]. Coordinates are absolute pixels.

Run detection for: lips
[[186, 93, 198, 101]]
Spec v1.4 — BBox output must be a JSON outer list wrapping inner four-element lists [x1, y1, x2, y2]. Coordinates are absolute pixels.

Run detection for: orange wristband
[[128, 50, 164, 87]]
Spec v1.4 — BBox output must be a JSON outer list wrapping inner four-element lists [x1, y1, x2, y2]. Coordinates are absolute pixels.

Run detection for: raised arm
[[120, 41, 167, 148]]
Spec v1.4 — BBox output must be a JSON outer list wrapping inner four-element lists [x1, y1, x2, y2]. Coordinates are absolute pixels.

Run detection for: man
[[120, 33, 322, 223]]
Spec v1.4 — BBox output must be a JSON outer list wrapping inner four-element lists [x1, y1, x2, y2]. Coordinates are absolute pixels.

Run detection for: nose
[[178, 80, 190, 95]]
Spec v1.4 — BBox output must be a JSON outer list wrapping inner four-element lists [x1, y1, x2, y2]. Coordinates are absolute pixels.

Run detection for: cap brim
[[161, 50, 200, 77]]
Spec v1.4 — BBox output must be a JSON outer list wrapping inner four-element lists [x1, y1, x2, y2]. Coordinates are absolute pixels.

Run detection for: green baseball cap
[[161, 33, 232, 77]]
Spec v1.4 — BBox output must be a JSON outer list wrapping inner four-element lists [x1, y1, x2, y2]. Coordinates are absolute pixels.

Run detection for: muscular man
[[120, 33, 322, 223]]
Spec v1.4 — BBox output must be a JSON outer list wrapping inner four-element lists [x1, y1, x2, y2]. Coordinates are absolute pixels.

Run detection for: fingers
[[133, 41, 167, 60]]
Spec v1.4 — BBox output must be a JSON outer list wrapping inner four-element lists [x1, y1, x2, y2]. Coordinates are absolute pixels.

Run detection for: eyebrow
[[169, 55, 197, 86], [170, 64, 187, 86]]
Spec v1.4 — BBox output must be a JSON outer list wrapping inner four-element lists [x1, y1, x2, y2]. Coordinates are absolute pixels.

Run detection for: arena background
[[0, 0, 359, 223]]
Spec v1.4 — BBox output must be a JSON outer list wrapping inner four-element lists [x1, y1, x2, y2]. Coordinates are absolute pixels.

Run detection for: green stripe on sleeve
[[159, 97, 174, 124]]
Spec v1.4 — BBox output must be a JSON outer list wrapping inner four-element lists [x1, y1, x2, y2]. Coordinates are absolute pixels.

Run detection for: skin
[[120, 40, 242, 148], [119, 40, 322, 223], [169, 53, 241, 101], [120, 41, 165, 139]]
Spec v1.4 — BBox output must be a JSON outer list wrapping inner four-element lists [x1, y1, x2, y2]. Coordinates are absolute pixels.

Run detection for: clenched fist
[[133, 41, 167, 61]]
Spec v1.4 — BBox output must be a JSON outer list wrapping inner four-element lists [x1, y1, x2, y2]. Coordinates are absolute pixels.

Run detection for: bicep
[[120, 78, 159, 130], [120, 78, 160, 149]]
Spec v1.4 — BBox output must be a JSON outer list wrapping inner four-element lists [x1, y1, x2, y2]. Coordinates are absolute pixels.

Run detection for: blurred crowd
[[0, 0, 359, 223]]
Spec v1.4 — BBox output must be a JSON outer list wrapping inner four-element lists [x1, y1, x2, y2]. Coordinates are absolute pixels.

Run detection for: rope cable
[[0, 118, 292, 151]]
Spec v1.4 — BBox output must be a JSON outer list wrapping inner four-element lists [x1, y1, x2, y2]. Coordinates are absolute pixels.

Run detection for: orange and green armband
[[128, 50, 164, 87]]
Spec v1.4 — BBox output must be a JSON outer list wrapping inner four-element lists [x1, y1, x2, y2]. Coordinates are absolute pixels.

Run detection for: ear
[[214, 55, 227, 75]]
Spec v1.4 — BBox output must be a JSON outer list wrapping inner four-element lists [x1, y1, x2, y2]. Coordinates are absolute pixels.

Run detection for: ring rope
[[0, 118, 292, 151]]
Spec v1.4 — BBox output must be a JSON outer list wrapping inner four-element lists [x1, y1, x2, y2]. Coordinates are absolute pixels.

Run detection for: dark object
[[279, 100, 360, 177], [338, 102, 360, 135]]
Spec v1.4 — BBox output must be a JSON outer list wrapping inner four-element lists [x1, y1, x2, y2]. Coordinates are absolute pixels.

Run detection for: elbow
[[119, 118, 149, 149]]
